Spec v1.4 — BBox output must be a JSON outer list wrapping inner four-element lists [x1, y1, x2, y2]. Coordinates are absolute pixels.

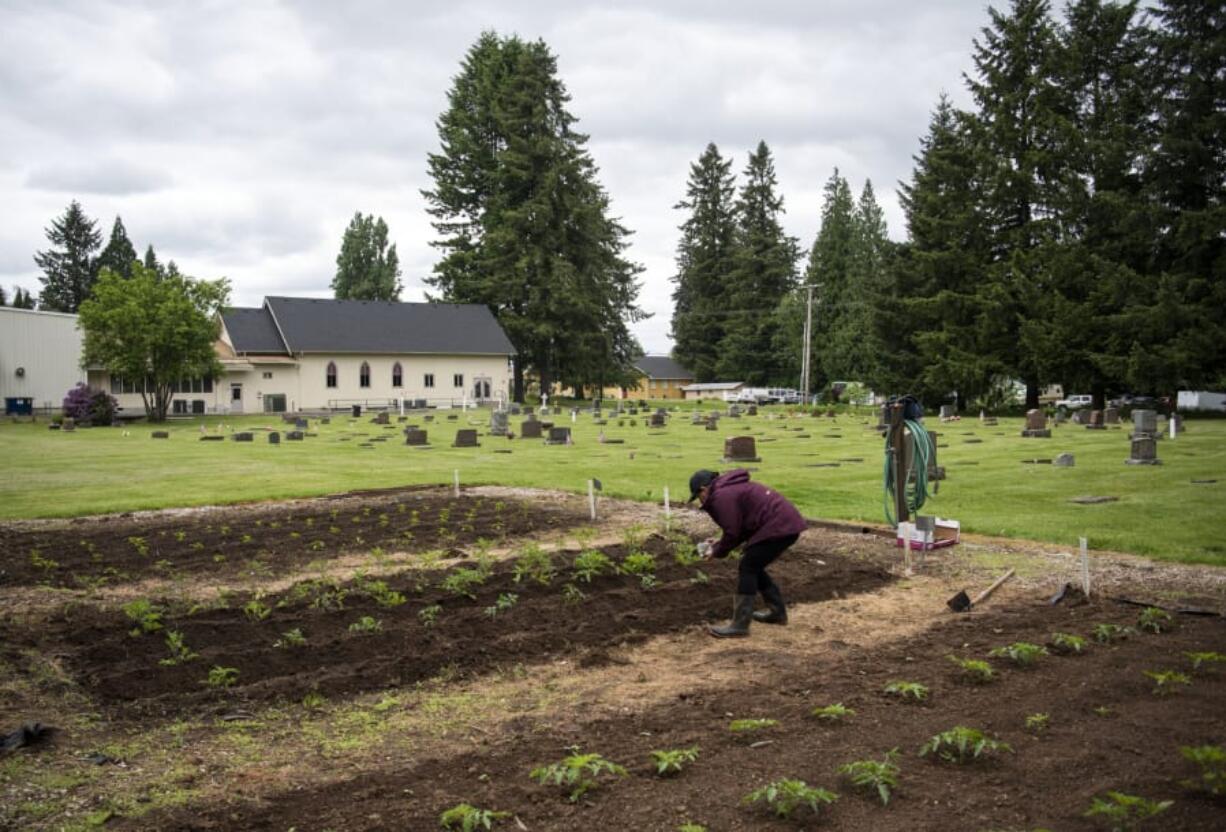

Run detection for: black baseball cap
[[688, 469, 718, 502]]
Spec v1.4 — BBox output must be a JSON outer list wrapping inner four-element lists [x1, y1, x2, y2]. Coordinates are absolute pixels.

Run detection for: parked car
[[1055, 394, 1092, 409]]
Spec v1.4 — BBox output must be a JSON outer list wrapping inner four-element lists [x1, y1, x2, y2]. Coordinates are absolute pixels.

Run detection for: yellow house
[[604, 355, 694, 400]]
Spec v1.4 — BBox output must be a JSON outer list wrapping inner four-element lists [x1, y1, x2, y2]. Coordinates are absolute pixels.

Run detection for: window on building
[[359, 362, 371, 388], [453, 373, 464, 388], [326, 362, 337, 388], [424, 373, 434, 388], [262, 371, 273, 380], [391, 362, 402, 387]]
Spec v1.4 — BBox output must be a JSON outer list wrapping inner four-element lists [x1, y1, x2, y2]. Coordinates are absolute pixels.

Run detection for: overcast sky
[[0, 0, 992, 353]]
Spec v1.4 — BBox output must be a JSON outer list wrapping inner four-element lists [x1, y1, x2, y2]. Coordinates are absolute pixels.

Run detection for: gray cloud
[[25, 159, 173, 195]]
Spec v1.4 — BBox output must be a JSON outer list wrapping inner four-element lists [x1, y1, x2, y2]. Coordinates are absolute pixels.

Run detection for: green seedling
[[30, 549, 59, 572], [243, 599, 271, 621], [650, 746, 700, 776], [419, 604, 442, 627], [742, 779, 838, 819], [1093, 705, 1113, 718], [1025, 713, 1050, 733], [672, 535, 702, 567], [127, 536, 149, 556], [1180, 745, 1226, 796], [1084, 791, 1172, 829], [989, 642, 1048, 667], [158, 630, 199, 666], [441, 567, 486, 599], [438, 803, 510, 830], [512, 543, 555, 586], [1050, 632, 1087, 654], [621, 523, 648, 552], [174, 531, 187, 542], [620, 552, 657, 578], [206, 665, 239, 688], [1094, 623, 1133, 643], [677, 825, 707, 832], [572, 550, 615, 583], [838, 748, 901, 805], [1137, 607, 1173, 634], [348, 616, 383, 634], [359, 578, 407, 608], [1185, 651, 1226, 672], [530, 752, 627, 802], [274, 628, 307, 648], [883, 680, 929, 702], [920, 726, 1012, 764], [811, 703, 855, 722], [301, 691, 327, 710], [1144, 669, 1191, 696], [689, 569, 709, 585], [729, 718, 778, 733], [948, 655, 996, 683], [561, 583, 587, 605], [484, 593, 519, 618], [123, 599, 163, 635]]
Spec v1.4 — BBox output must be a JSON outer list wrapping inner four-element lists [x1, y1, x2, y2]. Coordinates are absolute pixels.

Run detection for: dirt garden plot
[[0, 487, 584, 589], [1, 537, 893, 718], [140, 601, 1226, 832]]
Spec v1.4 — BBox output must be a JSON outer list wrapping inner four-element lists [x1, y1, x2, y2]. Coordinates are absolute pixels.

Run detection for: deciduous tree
[[332, 212, 402, 301]]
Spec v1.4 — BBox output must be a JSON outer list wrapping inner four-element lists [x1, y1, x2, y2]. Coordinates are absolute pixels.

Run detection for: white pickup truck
[[1055, 394, 1092, 409]]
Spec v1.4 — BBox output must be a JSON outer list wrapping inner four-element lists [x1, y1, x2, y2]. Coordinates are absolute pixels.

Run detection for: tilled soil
[[2, 537, 893, 719], [140, 600, 1226, 831], [0, 488, 583, 589]]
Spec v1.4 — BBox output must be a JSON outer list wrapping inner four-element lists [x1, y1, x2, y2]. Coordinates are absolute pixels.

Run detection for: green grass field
[[1, 405, 1221, 564]]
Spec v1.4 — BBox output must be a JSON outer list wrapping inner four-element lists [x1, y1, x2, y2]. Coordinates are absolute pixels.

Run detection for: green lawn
[[1, 406, 1221, 565]]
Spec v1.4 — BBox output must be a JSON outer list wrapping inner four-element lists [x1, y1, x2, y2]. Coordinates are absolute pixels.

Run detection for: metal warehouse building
[[0, 306, 86, 414]]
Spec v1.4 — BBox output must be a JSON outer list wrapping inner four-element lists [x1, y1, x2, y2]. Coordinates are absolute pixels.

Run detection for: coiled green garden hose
[[883, 418, 933, 526]]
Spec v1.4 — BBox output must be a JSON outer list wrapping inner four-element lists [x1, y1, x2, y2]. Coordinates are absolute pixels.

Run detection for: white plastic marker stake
[[587, 479, 597, 521], [571, 410, 577, 424], [453, 469, 460, 498], [1080, 536, 1090, 596], [663, 486, 671, 518], [900, 522, 914, 576], [1170, 416, 1176, 440]]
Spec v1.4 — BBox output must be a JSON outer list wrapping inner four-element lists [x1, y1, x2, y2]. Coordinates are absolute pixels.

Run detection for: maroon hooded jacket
[[701, 469, 808, 558]]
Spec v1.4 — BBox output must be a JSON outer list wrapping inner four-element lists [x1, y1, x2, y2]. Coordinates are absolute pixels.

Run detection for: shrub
[[123, 599, 163, 635], [438, 803, 510, 830], [988, 642, 1048, 667], [1083, 791, 1172, 829], [1180, 745, 1226, 796], [530, 752, 627, 802], [62, 383, 118, 425], [572, 550, 615, 583], [1137, 607, 1173, 634], [742, 779, 838, 819], [1049, 632, 1087, 654], [650, 746, 699, 776], [948, 655, 996, 683], [811, 703, 855, 722], [919, 727, 1012, 764], [883, 681, 929, 702], [838, 749, 901, 805]]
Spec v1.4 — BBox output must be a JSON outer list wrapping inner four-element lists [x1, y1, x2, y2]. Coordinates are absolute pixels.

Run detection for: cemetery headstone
[[423, 414, 434, 422], [723, 435, 761, 463], [1054, 452, 1075, 467], [286, 431, 304, 441], [1021, 409, 1051, 438], [747, 405, 758, 416], [520, 419, 543, 439], [1103, 407, 1120, 425], [1052, 410, 1067, 424], [546, 426, 572, 445], [553, 406, 562, 415], [1071, 410, 1088, 425], [321, 417, 331, 425], [691, 412, 704, 425], [1131, 409, 1157, 439], [150, 430, 169, 439], [268, 432, 280, 444], [232, 432, 254, 442], [404, 428, 429, 446], [372, 412, 389, 425], [199, 435, 224, 442], [295, 418, 308, 429], [489, 410, 509, 437], [1171, 413, 1184, 434], [1086, 410, 1105, 430], [728, 404, 742, 418], [446, 414, 458, 421], [509, 404, 521, 416], [1126, 436, 1160, 465], [453, 429, 480, 447], [939, 404, 956, 421], [61, 417, 75, 432], [650, 412, 666, 428], [705, 420, 718, 431]]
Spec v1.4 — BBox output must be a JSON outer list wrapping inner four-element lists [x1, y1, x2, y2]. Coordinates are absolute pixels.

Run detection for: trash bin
[[4, 397, 33, 415], [352, 404, 362, 418]]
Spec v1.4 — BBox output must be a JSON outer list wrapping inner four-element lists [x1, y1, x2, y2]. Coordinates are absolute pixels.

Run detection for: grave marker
[[546, 426, 572, 445], [1103, 407, 1119, 425], [1054, 452, 1075, 467], [1126, 436, 1160, 465], [1021, 409, 1051, 438], [723, 436, 761, 463], [489, 410, 509, 437], [1086, 409, 1106, 430], [268, 432, 280, 444], [404, 428, 429, 446], [232, 432, 254, 442], [151, 431, 169, 439], [453, 429, 480, 447], [286, 431, 304, 441], [520, 419, 543, 439]]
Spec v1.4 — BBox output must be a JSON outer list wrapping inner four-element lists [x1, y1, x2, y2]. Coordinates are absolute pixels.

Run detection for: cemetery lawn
[[0, 407, 1221, 565]]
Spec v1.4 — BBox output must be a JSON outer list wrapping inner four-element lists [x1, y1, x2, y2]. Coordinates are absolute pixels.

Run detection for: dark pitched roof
[[264, 297, 516, 355], [634, 355, 692, 380], [222, 307, 289, 354]]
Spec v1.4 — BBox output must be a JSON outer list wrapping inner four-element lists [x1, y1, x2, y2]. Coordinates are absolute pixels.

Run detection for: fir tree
[[807, 169, 857, 387], [332, 212, 402, 301], [0, 285, 6, 306], [34, 200, 102, 312], [143, 245, 161, 275], [671, 143, 737, 382], [95, 216, 138, 279], [849, 180, 895, 389]]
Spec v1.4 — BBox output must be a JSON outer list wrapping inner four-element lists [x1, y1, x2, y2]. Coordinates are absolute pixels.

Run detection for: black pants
[[736, 534, 799, 596]]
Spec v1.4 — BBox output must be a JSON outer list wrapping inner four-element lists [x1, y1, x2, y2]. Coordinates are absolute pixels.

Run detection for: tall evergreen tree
[[849, 180, 896, 389], [0, 286, 6, 306], [716, 142, 798, 384], [424, 32, 644, 400], [143, 245, 161, 275], [95, 216, 138, 279], [807, 169, 857, 387], [671, 143, 738, 382], [332, 212, 403, 301], [34, 200, 102, 312]]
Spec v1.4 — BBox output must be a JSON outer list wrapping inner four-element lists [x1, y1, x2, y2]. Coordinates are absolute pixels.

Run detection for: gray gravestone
[[151, 430, 169, 439], [286, 430, 304, 441], [520, 419, 543, 439], [199, 435, 223, 441], [453, 429, 480, 447], [423, 414, 434, 422], [650, 412, 666, 427], [1126, 436, 1161, 465], [728, 404, 742, 418], [268, 432, 280, 444], [1021, 409, 1051, 438], [940, 404, 956, 420], [723, 435, 761, 463], [747, 405, 758, 416], [232, 432, 253, 442], [372, 412, 389, 425], [1054, 452, 1075, 467], [1071, 410, 1088, 425], [1086, 409, 1105, 430], [1103, 407, 1120, 425], [546, 426, 571, 445], [691, 412, 704, 425], [489, 410, 509, 437], [1132, 409, 1157, 439], [404, 428, 428, 446]]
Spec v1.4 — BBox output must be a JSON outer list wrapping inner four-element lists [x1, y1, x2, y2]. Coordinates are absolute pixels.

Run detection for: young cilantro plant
[[530, 752, 627, 802], [948, 655, 996, 683], [650, 746, 700, 776], [572, 550, 615, 583], [988, 642, 1048, 667], [1144, 669, 1191, 696], [243, 599, 271, 622], [811, 703, 855, 722], [438, 803, 510, 830], [838, 748, 901, 805], [1180, 745, 1226, 796], [883, 681, 929, 702], [620, 552, 656, 577], [1050, 632, 1087, 654], [1137, 607, 1173, 634], [561, 583, 587, 605], [158, 630, 199, 666], [919, 727, 1012, 764], [483, 593, 518, 618], [742, 779, 838, 819], [1084, 791, 1172, 829]]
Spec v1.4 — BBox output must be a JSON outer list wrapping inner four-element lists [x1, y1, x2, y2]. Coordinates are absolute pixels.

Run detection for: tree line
[[672, 0, 1224, 410]]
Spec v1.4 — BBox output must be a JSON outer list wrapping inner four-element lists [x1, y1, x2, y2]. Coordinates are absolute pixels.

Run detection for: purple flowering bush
[[62, 383, 119, 425]]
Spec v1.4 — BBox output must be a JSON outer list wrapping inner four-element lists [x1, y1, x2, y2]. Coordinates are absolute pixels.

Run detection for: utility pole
[[800, 284, 816, 401]]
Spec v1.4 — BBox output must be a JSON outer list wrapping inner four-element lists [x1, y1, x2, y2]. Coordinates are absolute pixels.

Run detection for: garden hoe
[[947, 567, 1015, 613]]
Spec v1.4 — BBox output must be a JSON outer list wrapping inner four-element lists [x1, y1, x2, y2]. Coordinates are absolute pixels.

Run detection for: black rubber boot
[[709, 594, 755, 638], [753, 583, 788, 625]]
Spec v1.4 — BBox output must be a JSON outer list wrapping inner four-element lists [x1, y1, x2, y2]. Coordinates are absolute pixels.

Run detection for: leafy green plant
[[838, 748, 901, 805], [1084, 791, 1172, 829], [530, 752, 627, 801], [620, 552, 657, 578], [742, 779, 838, 819], [650, 746, 700, 776], [243, 599, 271, 622], [274, 628, 307, 648], [484, 593, 519, 618], [1180, 745, 1225, 796], [883, 680, 929, 702], [123, 599, 164, 635], [1094, 623, 1133, 643], [989, 642, 1048, 667], [1185, 651, 1226, 672], [357, 578, 407, 608], [158, 630, 199, 666], [621, 523, 648, 552], [418, 604, 442, 627], [440, 567, 487, 599], [948, 655, 996, 683], [572, 550, 615, 583], [1025, 713, 1050, 733], [127, 536, 149, 556], [561, 583, 587, 605], [811, 703, 855, 722], [1093, 705, 1113, 718], [348, 616, 383, 635], [1050, 632, 1087, 654], [1137, 607, 1172, 634], [1144, 669, 1191, 696], [512, 543, 555, 586], [919, 727, 1012, 764], [301, 691, 327, 710], [677, 824, 706, 832], [206, 665, 239, 688], [672, 534, 702, 567], [729, 718, 778, 733], [438, 803, 510, 830], [29, 549, 59, 572]]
